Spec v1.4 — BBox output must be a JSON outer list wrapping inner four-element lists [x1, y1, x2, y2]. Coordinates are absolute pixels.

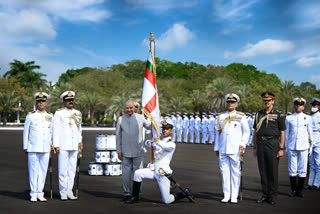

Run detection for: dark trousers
[[257, 137, 280, 199]]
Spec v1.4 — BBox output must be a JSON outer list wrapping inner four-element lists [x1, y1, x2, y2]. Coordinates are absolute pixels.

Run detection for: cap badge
[[163, 120, 168, 125], [265, 93, 269, 97], [298, 97, 302, 102], [39, 92, 44, 98], [67, 91, 72, 97], [228, 94, 234, 99]]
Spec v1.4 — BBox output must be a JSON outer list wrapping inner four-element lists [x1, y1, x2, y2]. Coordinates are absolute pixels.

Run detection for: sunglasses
[[36, 100, 46, 103], [227, 101, 236, 104]]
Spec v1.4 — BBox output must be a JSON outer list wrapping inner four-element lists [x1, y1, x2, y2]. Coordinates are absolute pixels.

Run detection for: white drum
[[106, 135, 116, 150], [96, 135, 108, 150], [88, 162, 104, 175], [111, 151, 122, 163], [104, 164, 122, 176], [95, 151, 111, 163]]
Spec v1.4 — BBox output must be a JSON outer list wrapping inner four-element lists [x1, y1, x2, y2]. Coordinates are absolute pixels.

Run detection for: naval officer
[[53, 91, 83, 200], [285, 97, 313, 197], [126, 119, 194, 204], [23, 92, 53, 202], [214, 93, 250, 203]]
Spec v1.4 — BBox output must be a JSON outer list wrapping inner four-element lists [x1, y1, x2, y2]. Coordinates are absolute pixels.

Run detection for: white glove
[[145, 140, 153, 147]]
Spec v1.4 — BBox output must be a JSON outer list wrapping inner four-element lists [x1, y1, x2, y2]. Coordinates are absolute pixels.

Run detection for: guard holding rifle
[[253, 92, 286, 205], [53, 91, 83, 201], [23, 92, 53, 202]]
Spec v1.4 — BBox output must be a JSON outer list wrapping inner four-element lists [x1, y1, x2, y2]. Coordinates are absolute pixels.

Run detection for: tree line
[[1, 59, 319, 126]]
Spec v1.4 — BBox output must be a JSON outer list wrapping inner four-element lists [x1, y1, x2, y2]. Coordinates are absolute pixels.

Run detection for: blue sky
[[0, 0, 319, 87]]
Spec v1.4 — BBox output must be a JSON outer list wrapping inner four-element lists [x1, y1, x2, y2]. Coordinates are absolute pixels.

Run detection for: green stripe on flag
[[146, 60, 153, 72]]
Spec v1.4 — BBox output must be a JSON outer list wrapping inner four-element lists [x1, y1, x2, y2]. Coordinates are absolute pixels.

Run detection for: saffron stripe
[[144, 93, 157, 113]]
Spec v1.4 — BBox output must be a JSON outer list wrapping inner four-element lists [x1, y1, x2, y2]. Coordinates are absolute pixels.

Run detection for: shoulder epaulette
[[56, 108, 64, 111], [28, 111, 36, 115], [236, 111, 245, 115], [48, 112, 53, 115]]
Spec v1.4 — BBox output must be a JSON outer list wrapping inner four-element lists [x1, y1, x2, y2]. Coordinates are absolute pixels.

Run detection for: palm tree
[[190, 89, 203, 112], [237, 85, 250, 112], [168, 97, 185, 112], [279, 80, 295, 113], [206, 77, 235, 112], [107, 93, 130, 117], [4, 59, 47, 89], [0, 91, 20, 125], [78, 91, 105, 126]]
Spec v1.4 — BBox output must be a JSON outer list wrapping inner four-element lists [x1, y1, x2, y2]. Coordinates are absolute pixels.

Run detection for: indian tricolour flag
[[141, 47, 160, 140]]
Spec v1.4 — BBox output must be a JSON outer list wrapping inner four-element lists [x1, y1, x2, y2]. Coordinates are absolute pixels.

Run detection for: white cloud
[[224, 39, 295, 59], [212, 0, 258, 21], [290, 0, 320, 30], [0, 9, 56, 40], [127, 0, 197, 11], [143, 23, 195, 51], [26, 44, 62, 57], [0, 0, 111, 22], [296, 55, 320, 67], [75, 47, 118, 64]]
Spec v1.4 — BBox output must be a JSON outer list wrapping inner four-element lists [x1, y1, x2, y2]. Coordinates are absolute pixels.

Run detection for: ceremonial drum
[[88, 162, 104, 176], [106, 135, 116, 150], [96, 135, 108, 150], [111, 151, 122, 163], [104, 164, 122, 176], [95, 151, 111, 163]]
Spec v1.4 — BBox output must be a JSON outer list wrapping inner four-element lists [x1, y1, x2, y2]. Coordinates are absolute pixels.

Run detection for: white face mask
[[311, 107, 318, 113]]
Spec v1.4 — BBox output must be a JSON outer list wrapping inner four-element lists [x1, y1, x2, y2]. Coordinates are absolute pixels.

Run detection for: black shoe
[[121, 195, 132, 201], [296, 191, 304, 198], [184, 188, 195, 200], [268, 198, 277, 205], [256, 195, 268, 204], [125, 196, 139, 204], [288, 191, 296, 197]]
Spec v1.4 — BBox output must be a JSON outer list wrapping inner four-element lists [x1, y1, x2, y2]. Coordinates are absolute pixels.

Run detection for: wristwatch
[[279, 147, 284, 150]]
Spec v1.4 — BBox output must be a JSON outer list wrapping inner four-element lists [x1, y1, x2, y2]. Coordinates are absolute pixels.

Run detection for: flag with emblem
[[142, 46, 160, 140]]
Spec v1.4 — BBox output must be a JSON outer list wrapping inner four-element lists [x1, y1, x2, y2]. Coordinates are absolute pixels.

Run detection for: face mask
[[311, 107, 318, 113]]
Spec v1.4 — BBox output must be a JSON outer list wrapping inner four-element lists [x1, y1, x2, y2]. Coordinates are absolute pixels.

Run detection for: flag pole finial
[[149, 32, 155, 41]]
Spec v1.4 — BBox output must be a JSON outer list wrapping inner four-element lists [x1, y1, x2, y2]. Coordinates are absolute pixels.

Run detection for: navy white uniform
[[189, 115, 195, 143], [176, 113, 183, 143], [208, 114, 216, 145], [308, 98, 320, 189], [183, 114, 189, 143], [23, 106, 53, 201], [214, 93, 250, 203], [246, 115, 254, 146], [53, 91, 82, 200], [171, 114, 176, 142], [134, 137, 176, 204], [194, 114, 201, 144], [201, 115, 208, 144]]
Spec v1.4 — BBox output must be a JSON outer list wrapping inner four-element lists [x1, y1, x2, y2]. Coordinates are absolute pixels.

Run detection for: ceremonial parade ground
[[0, 129, 319, 214]]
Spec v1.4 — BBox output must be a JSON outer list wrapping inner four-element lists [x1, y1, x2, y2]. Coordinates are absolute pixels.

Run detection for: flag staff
[[149, 32, 156, 164]]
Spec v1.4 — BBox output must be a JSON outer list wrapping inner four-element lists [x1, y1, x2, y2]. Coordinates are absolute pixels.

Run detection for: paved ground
[[0, 130, 319, 214]]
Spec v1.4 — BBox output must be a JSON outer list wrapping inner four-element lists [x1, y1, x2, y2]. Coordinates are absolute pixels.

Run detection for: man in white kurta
[[23, 92, 52, 202], [53, 91, 83, 200], [182, 113, 189, 143], [194, 113, 201, 144], [308, 98, 320, 190], [214, 93, 250, 204], [189, 113, 195, 143], [126, 119, 193, 204], [285, 97, 313, 197], [208, 113, 216, 145]]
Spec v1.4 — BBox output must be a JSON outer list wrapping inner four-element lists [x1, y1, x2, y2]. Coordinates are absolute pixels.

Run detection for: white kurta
[[214, 110, 250, 200], [53, 107, 82, 197], [285, 112, 312, 177], [23, 110, 53, 198], [133, 137, 176, 204]]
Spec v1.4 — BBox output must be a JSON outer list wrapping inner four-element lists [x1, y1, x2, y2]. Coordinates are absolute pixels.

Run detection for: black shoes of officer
[[121, 195, 132, 201], [125, 181, 141, 204], [296, 177, 305, 198], [173, 188, 195, 202], [288, 176, 297, 197], [184, 188, 195, 200], [256, 195, 268, 204]]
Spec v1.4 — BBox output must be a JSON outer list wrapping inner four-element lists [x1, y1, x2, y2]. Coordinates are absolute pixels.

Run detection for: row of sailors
[[159, 112, 255, 146]]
